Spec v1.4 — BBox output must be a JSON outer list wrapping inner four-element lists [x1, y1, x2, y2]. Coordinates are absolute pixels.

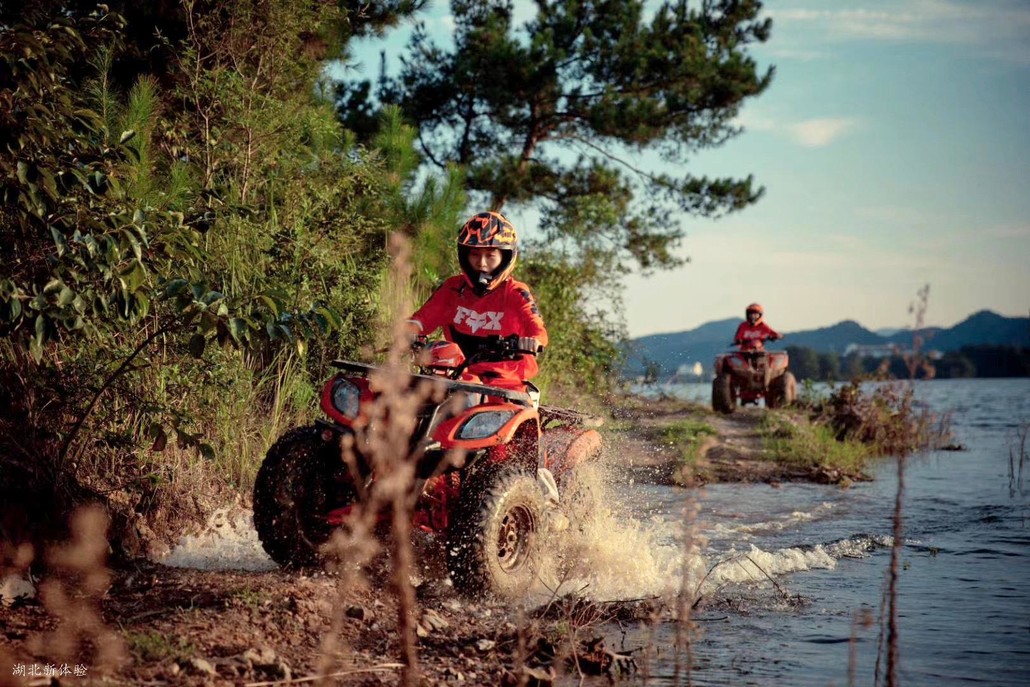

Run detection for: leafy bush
[[810, 379, 952, 457]]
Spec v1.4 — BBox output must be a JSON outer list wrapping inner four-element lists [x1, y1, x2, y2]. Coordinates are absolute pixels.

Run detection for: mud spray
[[158, 457, 850, 603], [537, 461, 854, 603]]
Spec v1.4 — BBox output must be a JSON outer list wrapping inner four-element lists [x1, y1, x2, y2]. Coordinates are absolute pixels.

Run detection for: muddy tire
[[712, 374, 735, 414], [768, 371, 798, 409], [253, 426, 356, 568], [446, 467, 546, 600]]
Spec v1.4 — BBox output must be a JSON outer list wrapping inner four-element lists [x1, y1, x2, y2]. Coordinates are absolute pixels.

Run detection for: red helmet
[[457, 211, 518, 293], [746, 303, 764, 322]]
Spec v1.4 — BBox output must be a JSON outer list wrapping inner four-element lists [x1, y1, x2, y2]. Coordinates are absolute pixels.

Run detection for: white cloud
[[774, 1, 1030, 64], [734, 108, 861, 147], [788, 117, 859, 147], [983, 223, 1030, 240]]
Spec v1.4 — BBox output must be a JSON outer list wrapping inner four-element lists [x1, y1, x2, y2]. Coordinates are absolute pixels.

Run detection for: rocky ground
[[0, 395, 840, 687]]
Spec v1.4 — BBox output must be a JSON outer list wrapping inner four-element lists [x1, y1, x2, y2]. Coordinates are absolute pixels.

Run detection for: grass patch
[[125, 630, 195, 663], [660, 418, 718, 468], [761, 412, 871, 476], [231, 588, 271, 608]]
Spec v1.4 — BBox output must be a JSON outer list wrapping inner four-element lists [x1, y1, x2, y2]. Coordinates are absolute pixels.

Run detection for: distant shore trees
[[785, 345, 1029, 381]]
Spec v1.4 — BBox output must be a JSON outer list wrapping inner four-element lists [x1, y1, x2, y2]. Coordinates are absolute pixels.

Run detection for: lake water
[[567, 378, 1030, 686]]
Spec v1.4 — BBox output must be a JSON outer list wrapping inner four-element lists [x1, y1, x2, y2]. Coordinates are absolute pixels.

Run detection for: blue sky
[[350, 1, 1030, 337]]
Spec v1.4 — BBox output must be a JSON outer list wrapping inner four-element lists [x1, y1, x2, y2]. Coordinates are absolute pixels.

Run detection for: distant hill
[[623, 310, 1029, 378]]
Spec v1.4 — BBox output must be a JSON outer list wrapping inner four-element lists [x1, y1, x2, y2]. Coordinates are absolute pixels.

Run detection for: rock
[[420, 609, 449, 630], [503, 665, 555, 687], [443, 666, 465, 681], [475, 639, 496, 652], [0, 574, 35, 606], [241, 647, 290, 680], [188, 658, 217, 676]]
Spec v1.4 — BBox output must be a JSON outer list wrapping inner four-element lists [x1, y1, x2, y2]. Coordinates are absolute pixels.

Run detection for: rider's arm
[[408, 276, 462, 337], [512, 283, 548, 350]]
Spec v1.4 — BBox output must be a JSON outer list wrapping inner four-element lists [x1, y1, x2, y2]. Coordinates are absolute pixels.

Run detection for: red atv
[[252, 336, 602, 599], [711, 339, 797, 414]]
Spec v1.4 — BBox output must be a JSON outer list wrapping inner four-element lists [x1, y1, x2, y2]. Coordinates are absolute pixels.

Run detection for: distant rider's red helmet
[[746, 303, 764, 322], [457, 211, 518, 294]]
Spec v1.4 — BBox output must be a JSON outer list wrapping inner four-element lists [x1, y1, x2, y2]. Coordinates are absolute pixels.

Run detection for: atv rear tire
[[767, 372, 798, 409], [253, 426, 356, 568], [712, 374, 735, 414], [447, 467, 546, 600]]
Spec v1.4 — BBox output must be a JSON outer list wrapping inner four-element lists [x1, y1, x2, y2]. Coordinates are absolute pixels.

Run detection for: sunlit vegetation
[[761, 413, 872, 480], [761, 372, 956, 481], [660, 418, 718, 468]]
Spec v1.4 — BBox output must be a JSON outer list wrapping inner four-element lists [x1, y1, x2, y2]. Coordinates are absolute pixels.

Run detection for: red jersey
[[409, 275, 548, 389], [734, 320, 781, 351]]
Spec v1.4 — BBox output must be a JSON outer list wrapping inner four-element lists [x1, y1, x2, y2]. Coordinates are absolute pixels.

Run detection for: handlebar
[[412, 334, 541, 381]]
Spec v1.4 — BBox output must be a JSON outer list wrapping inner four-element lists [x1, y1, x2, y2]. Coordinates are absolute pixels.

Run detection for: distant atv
[[711, 339, 797, 413], [252, 335, 602, 600]]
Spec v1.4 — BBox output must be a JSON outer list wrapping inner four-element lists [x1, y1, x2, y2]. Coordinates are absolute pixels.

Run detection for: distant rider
[[407, 211, 548, 390], [733, 303, 782, 351]]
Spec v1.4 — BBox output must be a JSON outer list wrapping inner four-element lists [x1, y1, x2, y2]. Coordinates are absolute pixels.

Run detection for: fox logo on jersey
[[454, 307, 503, 334]]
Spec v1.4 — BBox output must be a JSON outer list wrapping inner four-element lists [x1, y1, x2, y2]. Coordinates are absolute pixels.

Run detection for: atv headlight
[[457, 410, 514, 439], [331, 378, 361, 418]]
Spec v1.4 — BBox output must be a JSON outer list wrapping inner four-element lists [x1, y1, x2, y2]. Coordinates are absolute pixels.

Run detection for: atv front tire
[[253, 426, 355, 568], [712, 374, 735, 414], [447, 467, 546, 600], [767, 372, 798, 409]]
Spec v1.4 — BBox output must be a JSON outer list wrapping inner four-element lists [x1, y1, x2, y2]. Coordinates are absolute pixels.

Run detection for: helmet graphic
[[457, 211, 518, 294], [423, 340, 465, 374]]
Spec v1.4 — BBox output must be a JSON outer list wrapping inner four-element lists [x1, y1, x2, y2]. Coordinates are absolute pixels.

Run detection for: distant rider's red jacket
[[409, 275, 548, 389], [734, 320, 781, 351]]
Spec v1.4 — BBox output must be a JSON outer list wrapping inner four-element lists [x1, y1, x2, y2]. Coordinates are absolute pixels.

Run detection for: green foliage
[[0, 3, 417, 552], [761, 412, 871, 475], [809, 380, 952, 457], [0, 10, 194, 362], [125, 630, 194, 663], [338, 1, 775, 401], [660, 418, 717, 466], [376, 0, 772, 274], [521, 251, 625, 400]]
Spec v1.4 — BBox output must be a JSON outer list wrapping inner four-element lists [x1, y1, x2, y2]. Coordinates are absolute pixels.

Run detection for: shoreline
[[0, 393, 863, 686]]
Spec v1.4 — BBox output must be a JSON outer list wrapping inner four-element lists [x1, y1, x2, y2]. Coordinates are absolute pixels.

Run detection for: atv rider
[[407, 211, 548, 391], [734, 303, 782, 351]]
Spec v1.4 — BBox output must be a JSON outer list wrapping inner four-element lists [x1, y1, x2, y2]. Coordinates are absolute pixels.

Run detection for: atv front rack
[[330, 359, 535, 405]]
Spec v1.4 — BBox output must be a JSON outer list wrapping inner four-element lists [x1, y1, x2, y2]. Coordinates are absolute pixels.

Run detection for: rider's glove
[[516, 336, 541, 354]]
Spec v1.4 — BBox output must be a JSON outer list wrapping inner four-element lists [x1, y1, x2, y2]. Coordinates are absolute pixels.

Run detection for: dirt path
[[0, 395, 829, 686], [605, 395, 813, 486]]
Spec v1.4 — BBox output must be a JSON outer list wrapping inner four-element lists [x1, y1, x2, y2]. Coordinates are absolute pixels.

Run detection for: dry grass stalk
[[32, 505, 126, 672], [849, 608, 874, 687], [316, 232, 440, 686]]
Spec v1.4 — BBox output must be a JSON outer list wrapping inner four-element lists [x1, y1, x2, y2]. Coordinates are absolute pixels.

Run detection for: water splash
[[159, 507, 277, 572]]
